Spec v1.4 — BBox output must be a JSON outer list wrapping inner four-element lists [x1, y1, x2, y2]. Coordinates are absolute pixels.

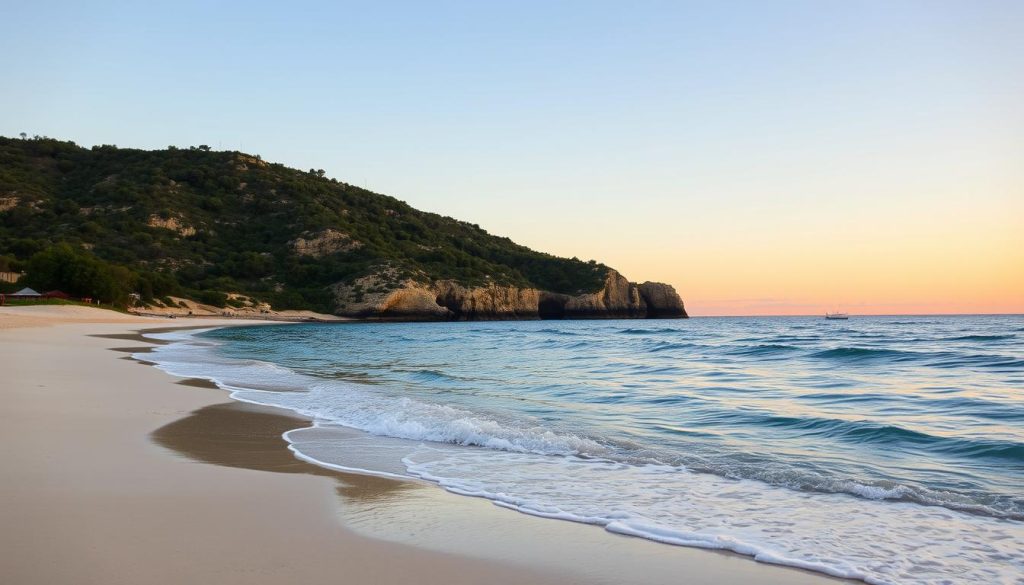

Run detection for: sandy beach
[[0, 306, 844, 585]]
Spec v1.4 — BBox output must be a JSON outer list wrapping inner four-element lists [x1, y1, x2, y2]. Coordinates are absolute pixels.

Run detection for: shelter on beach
[[1, 288, 76, 305], [9, 287, 41, 298]]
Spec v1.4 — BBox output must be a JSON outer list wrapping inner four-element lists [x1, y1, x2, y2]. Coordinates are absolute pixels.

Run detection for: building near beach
[[9, 287, 41, 298]]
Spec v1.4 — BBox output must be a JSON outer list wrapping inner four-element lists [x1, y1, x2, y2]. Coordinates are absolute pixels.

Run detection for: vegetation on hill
[[0, 136, 608, 311]]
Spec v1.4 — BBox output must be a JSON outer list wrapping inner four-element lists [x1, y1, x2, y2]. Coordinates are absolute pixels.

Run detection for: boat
[[825, 312, 849, 320]]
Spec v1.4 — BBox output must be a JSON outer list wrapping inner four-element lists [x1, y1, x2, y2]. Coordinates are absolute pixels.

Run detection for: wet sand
[[0, 306, 846, 584]]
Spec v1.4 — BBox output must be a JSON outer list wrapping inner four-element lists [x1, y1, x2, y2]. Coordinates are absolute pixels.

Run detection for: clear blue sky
[[3, 1, 1022, 314]]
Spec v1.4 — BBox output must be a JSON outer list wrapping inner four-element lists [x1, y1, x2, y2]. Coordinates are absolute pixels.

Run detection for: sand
[[0, 304, 156, 329], [0, 305, 846, 584]]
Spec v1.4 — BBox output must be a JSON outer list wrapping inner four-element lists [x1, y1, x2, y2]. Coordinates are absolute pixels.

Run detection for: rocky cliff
[[333, 269, 686, 321]]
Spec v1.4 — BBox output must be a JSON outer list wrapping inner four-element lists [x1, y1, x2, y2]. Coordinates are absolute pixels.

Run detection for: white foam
[[400, 449, 1024, 585], [843, 482, 914, 500]]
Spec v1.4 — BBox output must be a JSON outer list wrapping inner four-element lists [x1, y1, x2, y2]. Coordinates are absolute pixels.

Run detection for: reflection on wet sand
[[151, 401, 416, 502]]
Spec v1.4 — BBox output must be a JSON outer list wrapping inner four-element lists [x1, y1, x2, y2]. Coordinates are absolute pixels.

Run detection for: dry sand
[[0, 304, 156, 329], [0, 305, 846, 584]]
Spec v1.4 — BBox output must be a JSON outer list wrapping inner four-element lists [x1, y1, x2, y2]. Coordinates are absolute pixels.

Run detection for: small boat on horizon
[[825, 312, 849, 320]]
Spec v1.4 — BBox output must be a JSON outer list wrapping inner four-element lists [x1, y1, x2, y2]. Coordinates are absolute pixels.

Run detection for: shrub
[[196, 290, 228, 308]]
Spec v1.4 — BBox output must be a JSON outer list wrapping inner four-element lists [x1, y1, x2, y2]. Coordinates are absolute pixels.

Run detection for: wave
[[797, 391, 891, 404], [925, 352, 1024, 371], [647, 341, 696, 353], [231, 382, 614, 458], [402, 368, 465, 383], [808, 346, 918, 363], [974, 357, 1024, 370], [617, 327, 680, 335], [915, 396, 1024, 422], [625, 365, 689, 378], [533, 328, 582, 337], [946, 334, 1015, 342], [726, 344, 799, 356], [799, 392, 1024, 423], [748, 412, 1024, 461], [768, 335, 824, 343], [804, 346, 1020, 369]]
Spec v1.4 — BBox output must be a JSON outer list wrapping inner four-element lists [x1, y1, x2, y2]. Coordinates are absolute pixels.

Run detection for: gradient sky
[[3, 1, 1022, 315]]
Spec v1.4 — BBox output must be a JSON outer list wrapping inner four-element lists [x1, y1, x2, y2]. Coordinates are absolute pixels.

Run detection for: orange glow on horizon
[[494, 173, 1024, 317]]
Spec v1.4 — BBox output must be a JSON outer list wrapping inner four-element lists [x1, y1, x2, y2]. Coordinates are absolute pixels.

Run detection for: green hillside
[[0, 136, 608, 311]]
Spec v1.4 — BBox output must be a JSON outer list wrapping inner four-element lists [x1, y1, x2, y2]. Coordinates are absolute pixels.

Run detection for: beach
[[0, 305, 846, 585]]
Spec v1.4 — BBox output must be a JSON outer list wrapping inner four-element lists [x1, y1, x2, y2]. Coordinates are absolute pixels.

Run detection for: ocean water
[[142, 316, 1024, 584]]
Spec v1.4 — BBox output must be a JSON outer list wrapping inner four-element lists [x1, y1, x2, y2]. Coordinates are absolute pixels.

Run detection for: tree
[[0, 255, 17, 272], [26, 244, 134, 305]]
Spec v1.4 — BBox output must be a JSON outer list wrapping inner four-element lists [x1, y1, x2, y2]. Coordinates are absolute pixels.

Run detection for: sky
[[2, 0, 1022, 315]]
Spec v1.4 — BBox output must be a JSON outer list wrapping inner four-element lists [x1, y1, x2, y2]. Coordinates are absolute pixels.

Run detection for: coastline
[[0, 305, 844, 585]]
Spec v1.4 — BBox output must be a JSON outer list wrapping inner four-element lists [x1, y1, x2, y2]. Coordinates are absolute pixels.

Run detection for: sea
[[140, 315, 1024, 585]]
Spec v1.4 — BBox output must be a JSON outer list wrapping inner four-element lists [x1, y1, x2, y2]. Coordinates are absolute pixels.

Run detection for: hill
[[0, 136, 685, 319]]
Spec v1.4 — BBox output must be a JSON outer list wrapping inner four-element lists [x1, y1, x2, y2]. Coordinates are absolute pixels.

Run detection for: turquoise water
[[145, 316, 1024, 584]]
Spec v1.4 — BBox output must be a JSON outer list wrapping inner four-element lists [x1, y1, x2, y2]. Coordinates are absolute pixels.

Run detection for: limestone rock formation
[[561, 270, 647, 318], [0, 196, 20, 212], [376, 287, 452, 320], [638, 281, 687, 318], [147, 215, 196, 237], [433, 281, 540, 320], [290, 229, 362, 257], [333, 268, 687, 321]]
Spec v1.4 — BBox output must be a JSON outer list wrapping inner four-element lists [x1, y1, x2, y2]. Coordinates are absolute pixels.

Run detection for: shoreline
[[1, 305, 845, 584]]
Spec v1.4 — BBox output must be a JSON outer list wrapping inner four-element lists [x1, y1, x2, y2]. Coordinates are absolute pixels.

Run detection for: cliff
[[334, 269, 686, 321]]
